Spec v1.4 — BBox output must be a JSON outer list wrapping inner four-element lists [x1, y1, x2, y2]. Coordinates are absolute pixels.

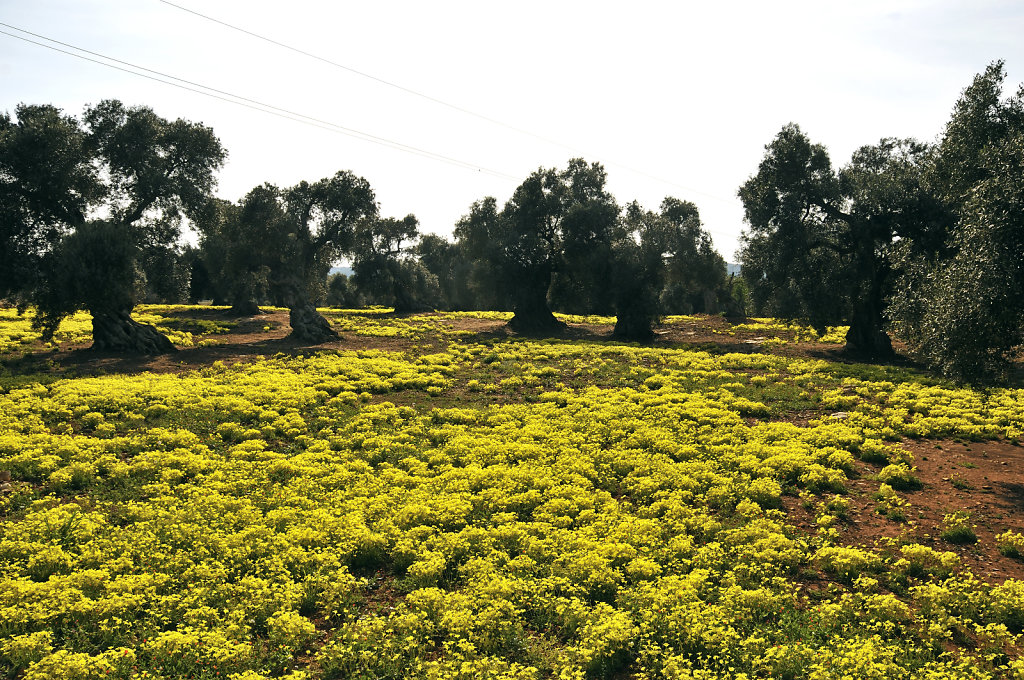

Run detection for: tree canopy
[[0, 104, 99, 303], [204, 172, 379, 342], [5, 99, 735, 353], [889, 61, 1024, 381], [737, 61, 1024, 380], [454, 159, 620, 332], [738, 124, 939, 358], [19, 71, 1022, 383], [658, 197, 728, 315], [1, 100, 225, 353], [609, 202, 673, 341], [351, 214, 440, 313]]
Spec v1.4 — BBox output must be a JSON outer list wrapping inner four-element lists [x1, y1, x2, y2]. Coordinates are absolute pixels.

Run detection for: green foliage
[[605, 196, 726, 341], [193, 172, 377, 338], [325, 273, 361, 308], [451, 197, 514, 312], [888, 62, 1024, 382], [352, 215, 439, 312], [659, 197, 729, 314], [137, 243, 191, 304], [192, 196, 271, 312], [930, 61, 1024, 211], [1, 99, 225, 351], [876, 462, 922, 491], [416, 233, 479, 311], [738, 125, 939, 359], [739, 63, 1024, 375], [892, 137, 1024, 381], [738, 123, 849, 330], [548, 162, 620, 316], [608, 202, 671, 341], [996, 531, 1024, 559], [31, 221, 139, 340], [939, 511, 978, 545], [0, 104, 99, 303], [455, 159, 619, 331]]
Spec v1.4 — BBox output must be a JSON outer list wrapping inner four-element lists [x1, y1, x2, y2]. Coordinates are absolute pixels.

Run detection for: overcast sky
[[2, 1, 1023, 260]]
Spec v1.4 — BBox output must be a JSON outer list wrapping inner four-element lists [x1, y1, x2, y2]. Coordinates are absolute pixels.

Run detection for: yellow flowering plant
[[1, 307, 1023, 678]]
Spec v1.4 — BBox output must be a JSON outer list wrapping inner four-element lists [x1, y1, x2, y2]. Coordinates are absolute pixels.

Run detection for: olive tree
[[738, 124, 939, 358], [1, 104, 99, 304], [207, 173, 378, 341], [890, 62, 1024, 380], [658, 197, 728, 314], [351, 214, 439, 312], [610, 202, 672, 341], [455, 159, 618, 332], [2, 100, 225, 352]]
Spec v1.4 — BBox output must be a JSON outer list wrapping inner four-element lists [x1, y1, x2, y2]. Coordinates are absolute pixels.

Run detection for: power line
[[0, 23, 518, 180], [158, 1, 552, 143], [158, 0, 737, 207], [1, 20, 740, 243]]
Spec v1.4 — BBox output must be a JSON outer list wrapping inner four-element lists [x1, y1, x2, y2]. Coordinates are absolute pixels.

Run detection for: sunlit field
[[2, 307, 1024, 679]]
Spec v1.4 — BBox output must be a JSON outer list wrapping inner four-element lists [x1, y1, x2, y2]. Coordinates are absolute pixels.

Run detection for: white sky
[[2, 0, 1023, 261]]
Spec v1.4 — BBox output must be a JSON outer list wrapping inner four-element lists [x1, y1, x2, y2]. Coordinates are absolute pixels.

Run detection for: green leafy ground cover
[[1, 308, 1023, 679]]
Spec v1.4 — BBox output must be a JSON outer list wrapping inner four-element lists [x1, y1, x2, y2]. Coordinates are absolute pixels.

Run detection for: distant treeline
[[1, 62, 1022, 380], [185, 159, 743, 342], [0, 100, 742, 352]]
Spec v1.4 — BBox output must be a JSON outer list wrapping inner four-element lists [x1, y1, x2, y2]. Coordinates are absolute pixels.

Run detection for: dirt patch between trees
[[2, 311, 880, 379], [785, 438, 1024, 584]]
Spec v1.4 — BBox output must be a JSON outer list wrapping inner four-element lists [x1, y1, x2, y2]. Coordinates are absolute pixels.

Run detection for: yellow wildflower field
[[1, 308, 1023, 679]]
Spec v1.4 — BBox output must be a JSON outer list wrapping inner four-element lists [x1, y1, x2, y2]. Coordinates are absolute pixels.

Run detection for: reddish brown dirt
[[3, 310, 426, 376], [1, 311, 875, 377], [785, 438, 1024, 584], [655, 316, 847, 358]]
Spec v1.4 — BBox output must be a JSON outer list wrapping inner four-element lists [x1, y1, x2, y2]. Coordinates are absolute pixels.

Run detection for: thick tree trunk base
[[393, 299, 432, 314], [92, 309, 177, 354], [394, 305, 432, 314], [844, 325, 894, 360], [508, 307, 565, 334], [288, 304, 340, 343], [392, 287, 432, 315], [612, 315, 655, 343], [229, 300, 262, 316]]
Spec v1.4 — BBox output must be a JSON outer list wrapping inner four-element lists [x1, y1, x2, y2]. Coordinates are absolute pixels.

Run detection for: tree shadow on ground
[[4, 309, 1020, 389]]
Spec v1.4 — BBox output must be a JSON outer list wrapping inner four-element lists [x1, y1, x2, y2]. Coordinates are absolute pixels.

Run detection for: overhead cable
[[158, 0, 737, 206], [0, 23, 518, 180]]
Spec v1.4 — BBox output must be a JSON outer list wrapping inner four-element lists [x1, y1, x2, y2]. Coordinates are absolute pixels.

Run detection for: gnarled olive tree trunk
[[91, 308, 176, 354], [844, 244, 894, 359], [612, 311, 655, 343], [391, 278, 431, 314], [508, 274, 563, 334], [611, 275, 658, 343], [227, 272, 267, 316], [280, 276, 338, 343], [229, 299, 261, 316], [288, 303, 339, 343], [845, 299, 894, 359]]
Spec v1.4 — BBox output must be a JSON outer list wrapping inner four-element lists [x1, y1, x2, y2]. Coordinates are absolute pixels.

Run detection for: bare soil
[[785, 438, 1024, 584], [0, 310, 890, 376]]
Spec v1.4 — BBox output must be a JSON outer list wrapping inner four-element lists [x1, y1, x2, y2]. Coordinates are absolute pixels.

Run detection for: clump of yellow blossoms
[[2, 308, 1024, 678]]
